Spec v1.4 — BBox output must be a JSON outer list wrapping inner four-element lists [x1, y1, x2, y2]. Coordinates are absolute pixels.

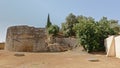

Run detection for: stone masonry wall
[[0, 43, 5, 49], [5, 25, 78, 52], [47, 36, 78, 51], [55, 37, 78, 48], [5, 25, 47, 52]]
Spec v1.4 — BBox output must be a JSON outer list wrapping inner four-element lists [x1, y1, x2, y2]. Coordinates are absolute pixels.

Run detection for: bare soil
[[0, 48, 120, 68]]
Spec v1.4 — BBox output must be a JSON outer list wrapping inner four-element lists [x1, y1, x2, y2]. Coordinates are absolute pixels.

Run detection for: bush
[[74, 17, 117, 53], [61, 14, 119, 53], [61, 13, 78, 37], [47, 25, 59, 36]]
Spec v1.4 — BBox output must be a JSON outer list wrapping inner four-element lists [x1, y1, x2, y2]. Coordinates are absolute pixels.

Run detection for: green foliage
[[46, 14, 59, 36], [61, 13, 78, 37], [109, 20, 120, 33], [62, 23, 73, 37], [45, 13, 119, 53], [47, 25, 59, 36], [74, 16, 117, 53], [46, 14, 52, 28], [61, 14, 119, 52]]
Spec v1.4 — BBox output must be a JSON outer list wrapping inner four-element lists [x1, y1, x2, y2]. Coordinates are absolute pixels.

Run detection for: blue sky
[[0, 0, 120, 42]]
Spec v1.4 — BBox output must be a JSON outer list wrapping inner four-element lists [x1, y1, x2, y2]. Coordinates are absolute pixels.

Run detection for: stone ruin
[[0, 42, 5, 49], [5, 25, 47, 52], [5, 25, 78, 52]]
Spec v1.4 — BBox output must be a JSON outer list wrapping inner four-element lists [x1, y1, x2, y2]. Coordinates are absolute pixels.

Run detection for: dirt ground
[[0, 48, 120, 68]]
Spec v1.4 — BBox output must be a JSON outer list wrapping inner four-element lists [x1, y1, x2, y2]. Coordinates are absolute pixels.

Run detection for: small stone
[[88, 58, 99, 62], [14, 53, 25, 56]]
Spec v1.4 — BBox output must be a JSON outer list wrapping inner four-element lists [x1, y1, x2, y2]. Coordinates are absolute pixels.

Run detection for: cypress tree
[[46, 14, 52, 28]]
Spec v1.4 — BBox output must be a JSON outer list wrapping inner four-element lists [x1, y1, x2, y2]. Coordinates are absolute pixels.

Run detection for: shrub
[[61, 14, 119, 53], [47, 25, 59, 36], [74, 17, 117, 53], [61, 13, 78, 37]]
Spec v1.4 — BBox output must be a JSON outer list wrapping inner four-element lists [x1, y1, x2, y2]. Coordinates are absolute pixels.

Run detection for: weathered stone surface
[[47, 43, 69, 52], [47, 35, 56, 44], [52, 37, 78, 49], [14, 53, 25, 57], [5, 25, 78, 52], [5, 25, 47, 52], [0, 43, 5, 49]]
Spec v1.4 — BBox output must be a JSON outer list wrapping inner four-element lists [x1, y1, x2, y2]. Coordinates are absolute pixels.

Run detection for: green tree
[[46, 14, 52, 28], [62, 13, 78, 36], [109, 20, 120, 33], [61, 13, 119, 53], [47, 25, 59, 36], [74, 16, 117, 52]]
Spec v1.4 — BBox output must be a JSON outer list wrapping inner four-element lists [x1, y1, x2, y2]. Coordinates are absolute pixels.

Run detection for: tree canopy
[[46, 13, 120, 53], [61, 13, 119, 52]]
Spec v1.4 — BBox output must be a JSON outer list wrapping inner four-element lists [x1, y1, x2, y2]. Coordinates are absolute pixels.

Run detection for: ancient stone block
[[5, 25, 47, 52], [0, 43, 5, 49]]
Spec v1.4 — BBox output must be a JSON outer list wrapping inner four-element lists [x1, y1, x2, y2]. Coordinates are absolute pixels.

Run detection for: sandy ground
[[0, 48, 120, 68]]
